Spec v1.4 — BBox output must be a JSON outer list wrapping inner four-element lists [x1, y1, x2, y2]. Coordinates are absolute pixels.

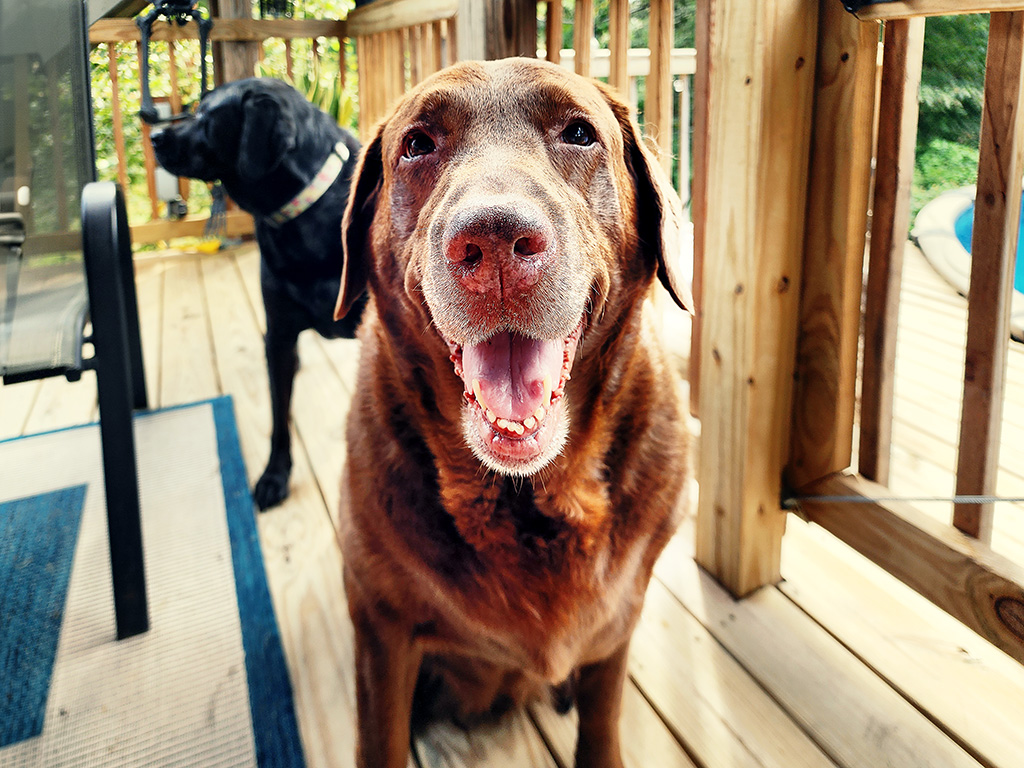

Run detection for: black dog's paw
[[253, 467, 290, 511]]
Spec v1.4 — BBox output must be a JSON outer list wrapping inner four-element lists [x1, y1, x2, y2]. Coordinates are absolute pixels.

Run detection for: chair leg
[[82, 181, 149, 640]]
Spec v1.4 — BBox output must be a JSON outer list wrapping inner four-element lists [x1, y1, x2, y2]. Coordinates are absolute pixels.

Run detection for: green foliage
[[910, 16, 987, 215], [918, 15, 987, 149], [253, 37, 357, 130], [911, 138, 979, 217]]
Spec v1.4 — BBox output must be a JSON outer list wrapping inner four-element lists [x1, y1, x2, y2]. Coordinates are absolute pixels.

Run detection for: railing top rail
[[89, 17, 347, 45], [346, 0, 457, 38], [552, 47, 697, 79]]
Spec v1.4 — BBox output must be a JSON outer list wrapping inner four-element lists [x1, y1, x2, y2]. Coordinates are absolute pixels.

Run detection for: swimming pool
[[912, 186, 1024, 341], [953, 202, 1024, 294]]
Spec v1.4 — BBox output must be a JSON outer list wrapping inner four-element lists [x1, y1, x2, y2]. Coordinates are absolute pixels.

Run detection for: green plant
[[254, 45, 357, 129], [911, 138, 979, 217]]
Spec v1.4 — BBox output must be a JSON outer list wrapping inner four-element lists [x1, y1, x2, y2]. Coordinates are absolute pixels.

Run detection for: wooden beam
[[797, 472, 1024, 667], [954, 12, 1024, 543], [90, 18, 348, 44], [573, 0, 594, 79], [215, 0, 262, 83], [545, 0, 563, 65], [608, 0, 629, 94], [106, 44, 130, 194], [858, 18, 925, 485], [346, 0, 455, 38], [553, 47, 697, 79], [854, 0, 1024, 20], [136, 40, 160, 221], [694, 0, 819, 597], [646, 0, 674, 170], [689, 0, 711, 418], [787, 3, 878, 490], [129, 211, 254, 245]]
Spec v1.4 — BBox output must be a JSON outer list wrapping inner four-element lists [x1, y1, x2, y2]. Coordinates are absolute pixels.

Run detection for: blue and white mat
[[0, 397, 304, 767]]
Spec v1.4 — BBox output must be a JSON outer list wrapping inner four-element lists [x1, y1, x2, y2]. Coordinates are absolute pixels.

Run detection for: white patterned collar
[[266, 141, 350, 226]]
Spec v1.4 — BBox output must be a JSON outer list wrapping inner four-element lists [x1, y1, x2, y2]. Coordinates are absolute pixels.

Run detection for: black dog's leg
[[254, 322, 300, 510]]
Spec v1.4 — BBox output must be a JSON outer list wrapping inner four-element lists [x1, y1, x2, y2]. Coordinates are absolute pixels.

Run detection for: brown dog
[[334, 57, 692, 768]]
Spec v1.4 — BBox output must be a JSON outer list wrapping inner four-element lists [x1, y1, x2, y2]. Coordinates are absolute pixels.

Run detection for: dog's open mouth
[[446, 321, 583, 475]]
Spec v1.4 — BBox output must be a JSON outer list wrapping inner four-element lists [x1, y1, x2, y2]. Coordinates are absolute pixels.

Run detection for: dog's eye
[[561, 121, 596, 147], [403, 131, 436, 159]]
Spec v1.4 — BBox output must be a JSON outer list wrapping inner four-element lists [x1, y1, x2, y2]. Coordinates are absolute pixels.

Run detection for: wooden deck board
[[656, 527, 982, 768], [781, 518, 1024, 768], [1, 242, 1020, 767]]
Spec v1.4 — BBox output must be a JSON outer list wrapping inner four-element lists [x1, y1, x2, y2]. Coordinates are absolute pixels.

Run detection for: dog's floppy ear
[[334, 125, 383, 320], [237, 92, 296, 181], [600, 85, 694, 315]]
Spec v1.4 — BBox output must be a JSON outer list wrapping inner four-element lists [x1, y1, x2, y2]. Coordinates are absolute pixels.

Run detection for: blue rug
[[0, 396, 305, 768]]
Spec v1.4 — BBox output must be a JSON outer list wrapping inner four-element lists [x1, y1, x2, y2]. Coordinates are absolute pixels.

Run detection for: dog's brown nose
[[442, 202, 554, 298]]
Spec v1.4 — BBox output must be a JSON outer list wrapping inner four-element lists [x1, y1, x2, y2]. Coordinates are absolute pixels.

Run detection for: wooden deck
[[3, 241, 1024, 768]]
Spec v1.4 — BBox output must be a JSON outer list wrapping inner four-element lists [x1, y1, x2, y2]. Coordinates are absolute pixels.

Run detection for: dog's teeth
[[534, 406, 546, 422], [524, 416, 536, 430], [510, 421, 525, 435], [496, 418, 510, 430], [486, 409, 497, 423], [542, 376, 552, 404], [473, 379, 484, 407]]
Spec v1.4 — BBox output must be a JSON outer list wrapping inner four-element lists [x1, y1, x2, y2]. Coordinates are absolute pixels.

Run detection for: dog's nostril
[[514, 235, 546, 258], [463, 243, 483, 266]]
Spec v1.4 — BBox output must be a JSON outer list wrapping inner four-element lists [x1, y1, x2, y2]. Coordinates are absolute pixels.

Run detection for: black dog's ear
[[599, 84, 694, 315], [238, 92, 296, 181], [335, 125, 383, 320]]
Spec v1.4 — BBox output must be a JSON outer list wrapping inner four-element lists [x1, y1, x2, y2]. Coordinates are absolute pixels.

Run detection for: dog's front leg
[[574, 640, 630, 768], [254, 323, 299, 510], [350, 597, 423, 768]]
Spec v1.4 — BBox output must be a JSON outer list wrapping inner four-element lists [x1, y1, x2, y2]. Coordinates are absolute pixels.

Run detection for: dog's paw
[[253, 469, 290, 511]]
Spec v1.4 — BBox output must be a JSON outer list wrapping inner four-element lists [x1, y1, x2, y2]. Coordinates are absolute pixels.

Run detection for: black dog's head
[[150, 77, 337, 214]]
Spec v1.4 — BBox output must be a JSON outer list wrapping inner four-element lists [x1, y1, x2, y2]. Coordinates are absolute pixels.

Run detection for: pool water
[[954, 203, 1024, 293]]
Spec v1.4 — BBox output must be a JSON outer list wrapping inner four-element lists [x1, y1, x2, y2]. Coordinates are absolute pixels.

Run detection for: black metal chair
[[1, 182, 149, 640], [1, 0, 149, 640]]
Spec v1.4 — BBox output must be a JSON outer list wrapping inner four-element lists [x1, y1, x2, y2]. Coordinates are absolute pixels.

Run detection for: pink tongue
[[462, 332, 564, 421]]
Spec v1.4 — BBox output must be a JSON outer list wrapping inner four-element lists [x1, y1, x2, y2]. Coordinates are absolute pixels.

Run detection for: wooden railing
[[694, 0, 1024, 666], [89, 17, 350, 245], [348, 0, 694, 204]]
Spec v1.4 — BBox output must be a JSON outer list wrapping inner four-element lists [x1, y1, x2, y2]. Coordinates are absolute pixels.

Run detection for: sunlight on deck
[[2, 241, 1023, 768]]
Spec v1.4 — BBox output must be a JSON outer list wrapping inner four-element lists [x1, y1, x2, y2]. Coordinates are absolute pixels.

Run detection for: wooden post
[[167, 41, 191, 203], [859, 18, 925, 485], [954, 12, 1024, 543], [787, 3, 878, 491], [646, 0, 673, 170], [573, 0, 594, 78], [608, 0, 629, 94], [456, 0, 536, 61], [689, 0, 711, 417], [677, 76, 690, 209], [136, 40, 160, 221], [546, 0, 562, 65], [107, 44, 130, 195], [214, 0, 261, 83], [694, 0, 819, 597]]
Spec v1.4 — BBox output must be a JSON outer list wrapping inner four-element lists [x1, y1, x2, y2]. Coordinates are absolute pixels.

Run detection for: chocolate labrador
[[151, 77, 366, 510], [334, 58, 693, 768]]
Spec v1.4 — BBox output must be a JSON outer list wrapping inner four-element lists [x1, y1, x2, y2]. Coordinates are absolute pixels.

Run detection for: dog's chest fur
[[342, 315, 678, 684]]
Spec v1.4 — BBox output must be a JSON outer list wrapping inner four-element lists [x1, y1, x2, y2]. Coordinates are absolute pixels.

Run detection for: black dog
[[151, 77, 366, 510]]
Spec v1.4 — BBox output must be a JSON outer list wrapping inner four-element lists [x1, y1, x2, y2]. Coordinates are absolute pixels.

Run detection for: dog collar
[[266, 141, 350, 226]]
